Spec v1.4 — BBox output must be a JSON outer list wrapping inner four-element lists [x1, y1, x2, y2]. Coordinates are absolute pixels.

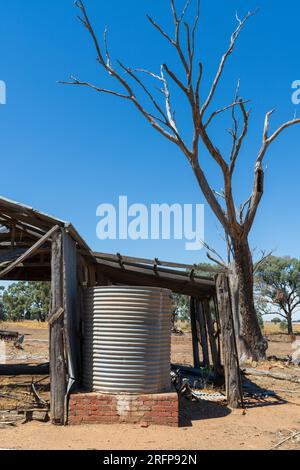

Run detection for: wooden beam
[[96, 256, 215, 284], [48, 307, 64, 326], [49, 230, 66, 425], [97, 263, 214, 297], [0, 247, 27, 266], [0, 213, 47, 237], [216, 274, 242, 409], [190, 297, 201, 368], [213, 296, 222, 367], [196, 300, 210, 367], [93, 251, 229, 274], [0, 225, 59, 279], [203, 298, 222, 376]]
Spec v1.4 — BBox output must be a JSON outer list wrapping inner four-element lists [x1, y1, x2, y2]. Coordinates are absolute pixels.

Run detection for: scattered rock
[[140, 421, 149, 428]]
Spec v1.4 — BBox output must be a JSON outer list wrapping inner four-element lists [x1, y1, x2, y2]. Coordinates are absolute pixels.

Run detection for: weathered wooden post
[[190, 297, 201, 368], [49, 229, 67, 424], [196, 300, 210, 367], [213, 296, 222, 367], [216, 274, 242, 408], [203, 298, 222, 376]]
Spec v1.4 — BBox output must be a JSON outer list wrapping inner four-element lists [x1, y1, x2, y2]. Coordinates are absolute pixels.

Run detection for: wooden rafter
[[93, 251, 227, 276], [0, 225, 60, 279]]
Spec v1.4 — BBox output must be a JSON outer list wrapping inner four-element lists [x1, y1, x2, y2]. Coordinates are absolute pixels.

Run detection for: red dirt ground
[[0, 322, 299, 450]]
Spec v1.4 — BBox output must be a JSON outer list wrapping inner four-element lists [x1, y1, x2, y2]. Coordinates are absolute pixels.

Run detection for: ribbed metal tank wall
[[82, 286, 172, 394]]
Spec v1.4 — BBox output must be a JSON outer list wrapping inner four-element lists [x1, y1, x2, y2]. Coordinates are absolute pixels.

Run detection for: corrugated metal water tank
[[82, 286, 172, 394]]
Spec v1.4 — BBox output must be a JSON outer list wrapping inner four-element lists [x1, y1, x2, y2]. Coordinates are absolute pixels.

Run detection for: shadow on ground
[[180, 398, 231, 427], [242, 377, 287, 409]]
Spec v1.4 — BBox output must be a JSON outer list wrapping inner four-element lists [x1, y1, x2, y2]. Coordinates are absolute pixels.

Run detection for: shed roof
[[0, 196, 217, 296]]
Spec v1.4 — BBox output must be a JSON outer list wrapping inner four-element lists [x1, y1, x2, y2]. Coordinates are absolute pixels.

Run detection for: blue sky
[[0, 0, 299, 265]]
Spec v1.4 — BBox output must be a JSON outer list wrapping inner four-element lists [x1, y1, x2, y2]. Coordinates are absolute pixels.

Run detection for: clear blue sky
[[0, 0, 299, 264]]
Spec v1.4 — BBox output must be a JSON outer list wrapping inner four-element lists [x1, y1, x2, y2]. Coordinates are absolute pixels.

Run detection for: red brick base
[[68, 391, 179, 427]]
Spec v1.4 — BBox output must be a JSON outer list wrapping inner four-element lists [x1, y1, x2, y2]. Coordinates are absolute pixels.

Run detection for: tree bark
[[231, 236, 268, 362], [287, 310, 293, 335]]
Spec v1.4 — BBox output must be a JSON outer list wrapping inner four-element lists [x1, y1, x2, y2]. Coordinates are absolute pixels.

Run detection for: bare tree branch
[[162, 64, 189, 96], [201, 240, 227, 267], [146, 15, 174, 46], [200, 11, 255, 117], [245, 111, 300, 233], [253, 250, 274, 274], [204, 99, 249, 129], [239, 196, 251, 224], [59, 76, 130, 99], [257, 110, 300, 165], [72, 0, 187, 149]]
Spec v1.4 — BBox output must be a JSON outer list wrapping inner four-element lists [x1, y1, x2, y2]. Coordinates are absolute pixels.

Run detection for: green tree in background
[[172, 294, 190, 323], [0, 286, 6, 321], [171, 262, 219, 325], [255, 256, 300, 334], [2, 282, 50, 322]]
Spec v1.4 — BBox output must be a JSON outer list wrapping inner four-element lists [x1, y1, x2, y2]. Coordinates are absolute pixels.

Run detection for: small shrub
[[279, 320, 288, 332]]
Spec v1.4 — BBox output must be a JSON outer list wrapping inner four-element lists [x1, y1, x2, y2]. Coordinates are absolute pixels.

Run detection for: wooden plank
[[196, 300, 210, 367], [0, 218, 44, 239], [97, 263, 215, 297], [0, 247, 27, 265], [49, 229, 66, 425], [0, 363, 49, 375], [93, 251, 229, 274], [62, 233, 79, 397], [0, 225, 59, 279], [190, 297, 201, 368], [95, 257, 215, 286], [0, 212, 50, 233], [213, 296, 222, 367], [216, 274, 242, 409], [48, 307, 64, 326], [203, 298, 222, 376], [0, 196, 67, 227]]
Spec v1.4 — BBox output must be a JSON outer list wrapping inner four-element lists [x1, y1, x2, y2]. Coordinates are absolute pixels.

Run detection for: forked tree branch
[[200, 11, 255, 118], [256, 111, 300, 165], [245, 111, 300, 233], [71, 0, 183, 149], [253, 250, 274, 274]]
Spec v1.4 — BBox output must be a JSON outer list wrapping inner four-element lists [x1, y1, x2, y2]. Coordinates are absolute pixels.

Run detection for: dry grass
[[0, 320, 48, 330], [2, 320, 299, 335], [263, 322, 300, 335], [175, 320, 300, 336], [176, 320, 191, 332]]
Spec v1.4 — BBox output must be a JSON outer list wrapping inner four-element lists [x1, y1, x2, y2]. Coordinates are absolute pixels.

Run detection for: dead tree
[[62, 0, 300, 361]]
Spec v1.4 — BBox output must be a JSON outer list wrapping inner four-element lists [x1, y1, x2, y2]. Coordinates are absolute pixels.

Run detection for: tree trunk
[[287, 310, 293, 335], [231, 236, 268, 362]]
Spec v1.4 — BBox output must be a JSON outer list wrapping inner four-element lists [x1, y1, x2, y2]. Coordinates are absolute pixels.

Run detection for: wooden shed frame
[[0, 196, 241, 424]]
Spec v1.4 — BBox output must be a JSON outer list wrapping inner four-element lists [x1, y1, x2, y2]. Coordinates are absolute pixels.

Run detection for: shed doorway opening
[[0, 281, 50, 417]]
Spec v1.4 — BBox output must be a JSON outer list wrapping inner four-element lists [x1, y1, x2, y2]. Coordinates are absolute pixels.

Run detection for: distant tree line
[[172, 257, 300, 335], [0, 256, 299, 332], [0, 282, 50, 322]]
